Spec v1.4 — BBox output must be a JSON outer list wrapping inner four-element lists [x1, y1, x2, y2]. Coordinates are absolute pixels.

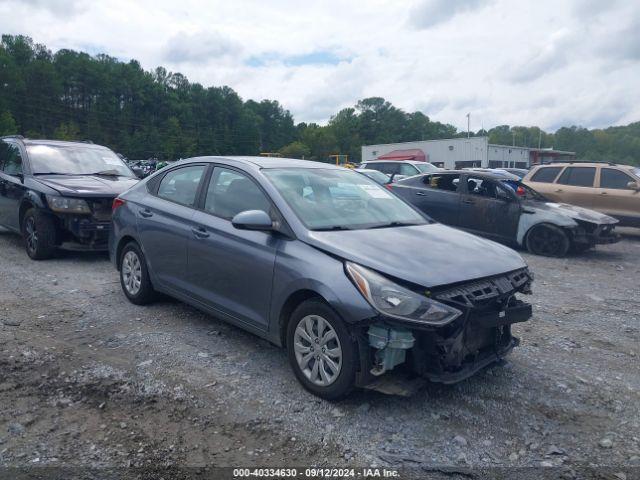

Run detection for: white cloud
[[0, 0, 638, 131]]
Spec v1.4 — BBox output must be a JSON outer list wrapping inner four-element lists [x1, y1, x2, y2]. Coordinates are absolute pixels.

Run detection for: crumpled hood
[[303, 223, 527, 288], [35, 175, 139, 198], [524, 200, 618, 225]]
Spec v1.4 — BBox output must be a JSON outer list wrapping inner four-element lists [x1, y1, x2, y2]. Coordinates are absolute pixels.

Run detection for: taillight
[[112, 198, 126, 212], [385, 183, 393, 190], [516, 186, 526, 196]]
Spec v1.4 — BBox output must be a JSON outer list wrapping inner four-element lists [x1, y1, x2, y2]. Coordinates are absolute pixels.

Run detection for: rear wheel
[[22, 208, 57, 260], [119, 241, 156, 305], [286, 299, 357, 400], [525, 224, 570, 257]]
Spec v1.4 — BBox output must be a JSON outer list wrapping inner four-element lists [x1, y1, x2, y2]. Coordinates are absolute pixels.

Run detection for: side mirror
[[388, 173, 397, 183], [627, 181, 639, 191], [231, 210, 273, 231]]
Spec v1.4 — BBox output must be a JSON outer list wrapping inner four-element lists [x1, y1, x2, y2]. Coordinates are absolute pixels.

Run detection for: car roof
[[182, 156, 343, 170], [537, 161, 623, 168], [363, 160, 429, 165], [17, 138, 108, 148], [434, 169, 511, 180]]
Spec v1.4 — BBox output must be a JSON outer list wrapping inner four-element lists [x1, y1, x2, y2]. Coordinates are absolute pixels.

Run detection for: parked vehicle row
[[1, 136, 635, 399]]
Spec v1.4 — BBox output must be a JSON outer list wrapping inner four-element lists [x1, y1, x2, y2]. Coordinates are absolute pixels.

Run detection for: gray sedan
[[109, 156, 533, 399]]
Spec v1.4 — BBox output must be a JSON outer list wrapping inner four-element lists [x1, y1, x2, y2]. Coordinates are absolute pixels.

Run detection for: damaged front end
[[46, 195, 114, 250], [348, 264, 534, 387]]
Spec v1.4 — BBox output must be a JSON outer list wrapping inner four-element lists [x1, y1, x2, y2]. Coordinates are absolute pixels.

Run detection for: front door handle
[[415, 191, 428, 196], [600, 191, 608, 195], [555, 189, 564, 193], [139, 209, 153, 218], [191, 226, 210, 239], [462, 199, 475, 205]]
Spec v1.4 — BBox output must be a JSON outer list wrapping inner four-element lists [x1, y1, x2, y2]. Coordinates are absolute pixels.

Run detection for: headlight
[[46, 195, 91, 214], [345, 262, 462, 326]]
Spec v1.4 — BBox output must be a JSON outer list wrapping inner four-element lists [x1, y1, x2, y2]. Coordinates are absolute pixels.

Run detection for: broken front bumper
[[357, 268, 534, 387], [573, 222, 620, 246]]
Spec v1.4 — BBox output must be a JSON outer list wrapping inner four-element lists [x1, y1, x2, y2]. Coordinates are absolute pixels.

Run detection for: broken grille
[[435, 269, 531, 308]]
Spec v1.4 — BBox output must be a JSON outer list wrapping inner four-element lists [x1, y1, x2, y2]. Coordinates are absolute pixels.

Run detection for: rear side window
[[399, 163, 419, 176], [369, 163, 397, 175], [204, 167, 271, 219], [600, 168, 635, 190], [157, 165, 206, 207], [423, 174, 460, 192], [557, 167, 595, 187], [0, 141, 23, 176], [530, 166, 562, 183]]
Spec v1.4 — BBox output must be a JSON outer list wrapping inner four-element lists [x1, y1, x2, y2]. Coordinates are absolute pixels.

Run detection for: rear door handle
[[139, 209, 153, 218], [415, 191, 428, 196], [191, 226, 210, 239], [555, 189, 564, 193], [600, 191, 608, 195], [462, 199, 474, 205]]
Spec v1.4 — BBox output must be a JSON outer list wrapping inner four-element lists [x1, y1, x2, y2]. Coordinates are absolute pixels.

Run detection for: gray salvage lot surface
[[0, 227, 639, 474]]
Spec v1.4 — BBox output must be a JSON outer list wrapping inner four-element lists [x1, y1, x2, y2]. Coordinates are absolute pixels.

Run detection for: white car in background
[[358, 160, 439, 178]]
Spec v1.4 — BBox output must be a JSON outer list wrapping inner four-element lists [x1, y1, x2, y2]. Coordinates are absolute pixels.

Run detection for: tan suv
[[523, 162, 640, 227]]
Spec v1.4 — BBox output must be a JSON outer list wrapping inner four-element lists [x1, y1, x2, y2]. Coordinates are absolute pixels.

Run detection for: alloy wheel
[[25, 217, 38, 254], [122, 251, 142, 295], [293, 315, 342, 387]]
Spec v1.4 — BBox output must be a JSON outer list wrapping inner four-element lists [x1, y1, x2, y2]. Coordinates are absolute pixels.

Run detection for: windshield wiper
[[312, 225, 353, 231], [81, 169, 124, 177], [33, 172, 71, 176], [367, 221, 421, 229]]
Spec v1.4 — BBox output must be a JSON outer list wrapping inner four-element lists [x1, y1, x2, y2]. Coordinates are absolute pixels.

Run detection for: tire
[[286, 299, 357, 400], [119, 241, 156, 305], [22, 208, 57, 260], [525, 223, 570, 257]]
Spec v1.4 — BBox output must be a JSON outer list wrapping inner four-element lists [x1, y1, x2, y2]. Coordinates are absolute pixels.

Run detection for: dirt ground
[[0, 226, 638, 479]]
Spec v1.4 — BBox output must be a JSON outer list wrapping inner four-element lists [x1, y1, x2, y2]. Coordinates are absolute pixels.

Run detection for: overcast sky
[[1, 0, 638, 131]]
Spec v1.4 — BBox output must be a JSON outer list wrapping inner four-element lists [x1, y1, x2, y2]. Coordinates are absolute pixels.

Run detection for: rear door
[[136, 164, 207, 293], [0, 140, 26, 231], [459, 175, 520, 241], [553, 166, 596, 208], [188, 166, 279, 330], [595, 167, 640, 220], [524, 166, 563, 199], [392, 173, 462, 226]]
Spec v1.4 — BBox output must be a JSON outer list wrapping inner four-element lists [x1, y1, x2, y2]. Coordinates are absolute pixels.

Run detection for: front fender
[[517, 208, 577, 245]]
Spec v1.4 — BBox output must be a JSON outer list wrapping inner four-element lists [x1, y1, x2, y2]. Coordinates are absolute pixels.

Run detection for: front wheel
[[119, 241, 156, 305], [525, 224, 570, 257], [22, 208, 57, 260], [286, 299, 357, 400]]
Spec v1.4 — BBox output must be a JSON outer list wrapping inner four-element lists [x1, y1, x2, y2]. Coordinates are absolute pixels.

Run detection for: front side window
[[557, 167, 595, 187], [26, 144, 135, 177], [415, 163, 438, 174], [423, 173, 460, 192], [600, 168, 635, 190], [157, 165, 206, 207], [264, 168, 426, 230], [530, 166, 562, 183], [466, 176, 504, 199], [205, 167, 271, 219], [0, 141, 23, 176]]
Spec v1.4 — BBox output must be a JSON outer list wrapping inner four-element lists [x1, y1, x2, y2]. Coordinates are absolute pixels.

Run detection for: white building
[[361, 137, 566, 169]]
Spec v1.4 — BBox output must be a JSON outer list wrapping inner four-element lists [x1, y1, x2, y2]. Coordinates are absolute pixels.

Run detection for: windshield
[[264, 168, 428, 230], [27, 144, 135, 177], [632, 167, 640, 178], [416, 163, 439, 173], [501, 179, 547, 201]]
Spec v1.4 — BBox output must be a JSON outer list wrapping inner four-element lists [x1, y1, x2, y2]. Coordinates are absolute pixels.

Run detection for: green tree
[[279, 141, 311, 159], [0, 111, 17, 135]]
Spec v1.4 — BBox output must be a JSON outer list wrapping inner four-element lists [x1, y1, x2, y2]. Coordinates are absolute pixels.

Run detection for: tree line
[[0, 35, 638, 165]]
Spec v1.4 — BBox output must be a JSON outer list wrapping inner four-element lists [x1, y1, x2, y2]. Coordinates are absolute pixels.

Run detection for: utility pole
[[512, 131, 515, 147], [538, 129, 542, 149], [466, 113, 470, 138]]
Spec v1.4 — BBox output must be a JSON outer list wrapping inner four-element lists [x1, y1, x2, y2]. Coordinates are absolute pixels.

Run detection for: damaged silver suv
[[110, 157, 533, 399]]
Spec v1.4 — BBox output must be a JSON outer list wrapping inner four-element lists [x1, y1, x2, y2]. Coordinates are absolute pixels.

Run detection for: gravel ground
[[0, 226, 638, 479]]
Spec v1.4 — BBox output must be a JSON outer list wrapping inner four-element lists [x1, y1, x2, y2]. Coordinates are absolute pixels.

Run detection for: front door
[[0, 140, 26, 231], [188, 166, 279, 330], [595, 167, 640, 220], [460, 176, 520, 241], [137, 164, 207, 293]]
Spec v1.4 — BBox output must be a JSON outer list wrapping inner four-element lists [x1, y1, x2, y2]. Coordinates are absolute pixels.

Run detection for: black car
[[0, 136, 138, 259], [389, 170, 620, 256]]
